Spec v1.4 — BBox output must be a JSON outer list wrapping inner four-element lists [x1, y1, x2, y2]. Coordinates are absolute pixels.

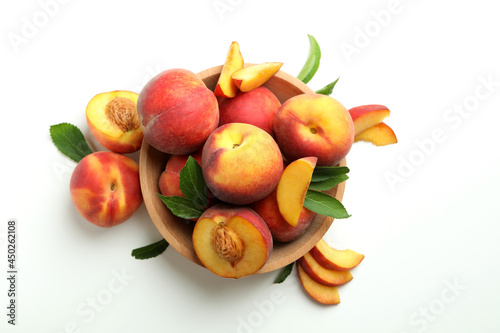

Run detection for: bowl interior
[[139, 65, 346, 274]]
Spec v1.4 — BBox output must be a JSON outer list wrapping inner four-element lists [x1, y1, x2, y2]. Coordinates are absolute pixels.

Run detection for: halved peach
[[192, 204, 273, 279], [276, 157, 317, 227], [86, 91, 143, 153], [297, 263, 340, 305], [214, 41, 244, 98], [309, 239, 364, 271], [297, 252, 352, 286], [232, 62, 283, 92], [354, 122, 397, 146], [348, 104, 390, 135]]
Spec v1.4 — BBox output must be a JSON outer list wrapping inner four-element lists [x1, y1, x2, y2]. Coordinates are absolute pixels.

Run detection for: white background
[[2, 0, 500, 332]]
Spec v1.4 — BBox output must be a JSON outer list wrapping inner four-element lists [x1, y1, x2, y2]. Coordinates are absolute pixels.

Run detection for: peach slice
[[86, 91, 143, 154], [192, 204, 273, 279], [297, 252, 352, 286], [348, 104, 390, 135], [251, 188, 317, 243], [232, 62, 283, 92], [354, 122, 398, 146], [276, 157, 317, 227], [309, 239, 364, 271], [214, 41, 244, 98], [297, 263, 340, 305]]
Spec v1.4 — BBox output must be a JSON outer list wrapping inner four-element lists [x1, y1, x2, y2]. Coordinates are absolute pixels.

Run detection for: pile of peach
[[68, 40, 397, 305]]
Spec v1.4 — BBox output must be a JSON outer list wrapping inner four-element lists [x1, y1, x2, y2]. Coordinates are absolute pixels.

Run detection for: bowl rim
[[139, 65, 347, 275]]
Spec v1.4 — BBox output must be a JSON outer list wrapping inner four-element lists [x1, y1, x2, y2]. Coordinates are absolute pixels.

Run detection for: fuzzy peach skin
[[137, 68, 219, 155], [202, 123, 283, 205], [192, 204, 273, 279], [273, 94, 355, 166], [70, 152, 143, 227], [251, 188, 317, 242], [218, 86, 281, 136], [86, 91, 143, 154]]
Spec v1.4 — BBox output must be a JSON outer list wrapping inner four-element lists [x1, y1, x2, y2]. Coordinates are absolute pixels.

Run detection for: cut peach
[[354, 122, 398, 146], [309, 239, 364, 271], [298, 252, 352, 286], [86, 91, 143, 154], [214, 41, 244, 98], [348, 104, 390, 135], [276, 157, 317, 227], [297, 263, 340, 305], [232, 62, 283, 92], [192, 204, 273, 279]]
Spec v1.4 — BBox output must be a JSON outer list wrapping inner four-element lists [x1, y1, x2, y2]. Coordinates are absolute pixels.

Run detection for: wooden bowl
[[139, 65, 346, 274]]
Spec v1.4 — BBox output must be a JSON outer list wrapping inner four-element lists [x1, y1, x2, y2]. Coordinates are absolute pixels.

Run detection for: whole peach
[[218, 86, 281, 136], [273, 94, 354, 166], [70, 152, 143, 227], [202, 123, 283, 205], [137, 68, 219, 155], [158, 150, 203, 198], [158, 150, 218, 211]]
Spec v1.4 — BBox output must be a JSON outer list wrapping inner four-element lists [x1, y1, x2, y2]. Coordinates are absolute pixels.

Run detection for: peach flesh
[[86, 91, 143, 154], [192, 204, 273, 279]]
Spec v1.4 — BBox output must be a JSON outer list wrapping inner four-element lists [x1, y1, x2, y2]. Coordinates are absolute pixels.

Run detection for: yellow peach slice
[[348, 104, 390, 135], [354, 122, 398, 146], [86, 91, 143, 154], [232, 62, 283, 92], [310, 239, 364, 271], [214, 41, 244, 98], [297, 263, 340, 305], [276, 157, 317, 227], [297, 252, 353, 286]]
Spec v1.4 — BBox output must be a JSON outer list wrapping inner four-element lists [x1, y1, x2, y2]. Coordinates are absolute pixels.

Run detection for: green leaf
[[303, 190, 350, 219], [311, 166, 350, 182], [50, 123, 93, 162], [179, 156, 208, 208], [157, 193, 204, 220], [308, 174, 349, 191], [297, 34, 321, 84], [316, 77, 340, 96], [274, 262, 294, 284], [131, 239, 169, 260]]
